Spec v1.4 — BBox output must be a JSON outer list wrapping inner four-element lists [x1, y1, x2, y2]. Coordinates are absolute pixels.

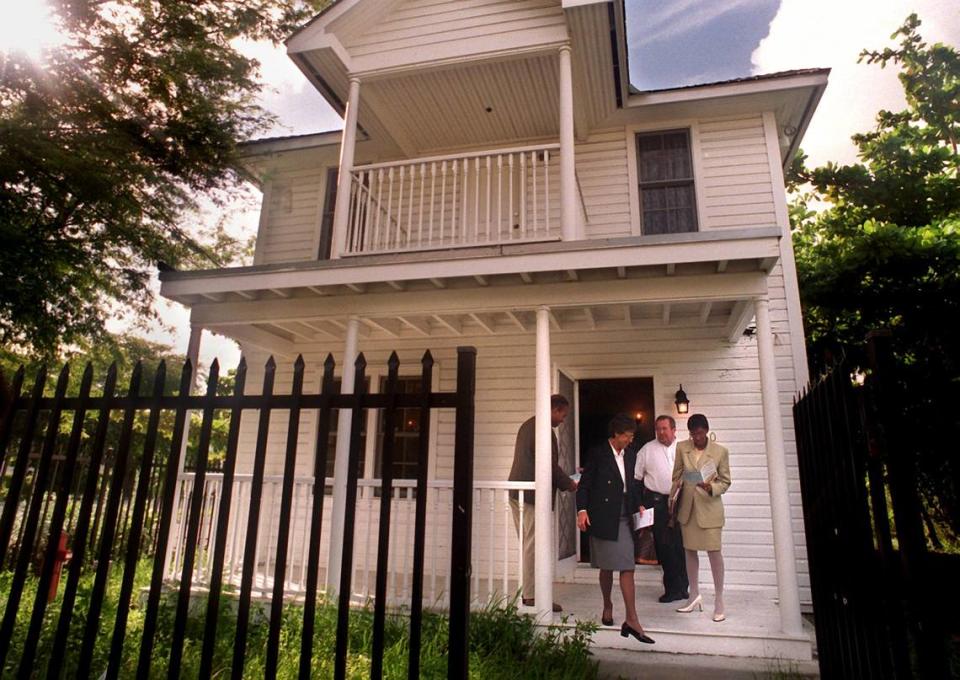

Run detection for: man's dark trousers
[[645, 489, 688, 597]]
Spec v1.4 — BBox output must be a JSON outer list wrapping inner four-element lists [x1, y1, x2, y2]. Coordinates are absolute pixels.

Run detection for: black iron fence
[[0, 347, 477, 679], [794, 333, 951, 679]]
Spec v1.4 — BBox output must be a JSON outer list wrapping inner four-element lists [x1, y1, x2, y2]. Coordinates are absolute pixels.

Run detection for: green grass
[[0, 564, 599, 678]]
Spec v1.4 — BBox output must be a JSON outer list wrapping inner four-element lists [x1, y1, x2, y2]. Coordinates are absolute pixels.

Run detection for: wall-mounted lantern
[[674, 385, 690, 415]]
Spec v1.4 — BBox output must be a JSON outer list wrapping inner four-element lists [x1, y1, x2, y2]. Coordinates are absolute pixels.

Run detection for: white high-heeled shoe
[[676, 594, 703, 613], [712, 611, 726, 622]]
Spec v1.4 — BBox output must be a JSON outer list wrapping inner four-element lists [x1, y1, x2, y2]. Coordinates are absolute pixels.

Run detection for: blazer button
[[604, 498, 609, 502], [607, 480, 611, 485]]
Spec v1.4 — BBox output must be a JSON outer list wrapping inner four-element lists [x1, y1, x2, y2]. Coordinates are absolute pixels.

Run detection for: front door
[[576, 377, 655, 562], [555, 371, 578, 578]]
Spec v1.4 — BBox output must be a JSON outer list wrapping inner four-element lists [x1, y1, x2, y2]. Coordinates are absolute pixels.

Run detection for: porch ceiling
[[366, 54, 562, 155]]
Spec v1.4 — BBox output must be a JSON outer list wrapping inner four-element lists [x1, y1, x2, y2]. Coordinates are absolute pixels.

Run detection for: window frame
[[625, 122, 707, 237]]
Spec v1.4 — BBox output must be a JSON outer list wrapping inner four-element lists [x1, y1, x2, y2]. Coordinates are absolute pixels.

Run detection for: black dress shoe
[[620, 622, 655, 644], [658, 592, 685, 603], [522, 598, 562, 612]]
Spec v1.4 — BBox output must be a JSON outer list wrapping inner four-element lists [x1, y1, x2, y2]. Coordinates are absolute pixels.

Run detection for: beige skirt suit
[[671, 439, 731, 552]]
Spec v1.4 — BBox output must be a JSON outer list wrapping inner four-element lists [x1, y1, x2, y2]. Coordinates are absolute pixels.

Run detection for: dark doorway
[[577, 377, 655, 562]]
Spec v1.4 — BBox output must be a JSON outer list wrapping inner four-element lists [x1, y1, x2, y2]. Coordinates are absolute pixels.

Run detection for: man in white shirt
[[635, 415, 689, 603]]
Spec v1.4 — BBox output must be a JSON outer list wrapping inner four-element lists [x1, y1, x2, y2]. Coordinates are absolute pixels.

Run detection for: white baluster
[[474, 156, 480, 243], [363, 170, 375, 253], [374, 168, 384, 252], [544, 149, 550, 235], [488, 488, 494, 599], [418, 163, 426, 248], [397, 165, 406, 249], [520, 153, 527, 238], [438, 161, 447, 246], [462, 158, 469, 242], [386, 167, 395, 250], [485, 156, 492, 242], [406, 165, 415, 249], [508, 154, 515, 240], [532, 151, 538, 236], [451, 160, 459, 245], [502, 491, 509, 596]]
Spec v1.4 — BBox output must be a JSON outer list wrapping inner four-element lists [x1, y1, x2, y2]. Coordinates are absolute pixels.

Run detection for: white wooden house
[[158, 0, 827, 662]]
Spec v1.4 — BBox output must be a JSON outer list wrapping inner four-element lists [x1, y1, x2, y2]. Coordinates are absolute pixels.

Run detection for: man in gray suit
[[508, 394, 578, 611]]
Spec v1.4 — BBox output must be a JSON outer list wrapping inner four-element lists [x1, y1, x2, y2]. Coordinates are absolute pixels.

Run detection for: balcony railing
[[343, 144, 562, 255], [165, 473, 535, 607]]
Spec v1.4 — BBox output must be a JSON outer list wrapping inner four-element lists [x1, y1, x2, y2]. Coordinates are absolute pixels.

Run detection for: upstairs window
[[636, 130, 698, 235]]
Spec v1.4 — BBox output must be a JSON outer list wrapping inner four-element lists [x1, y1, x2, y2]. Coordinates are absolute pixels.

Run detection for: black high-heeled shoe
[[600, 605, 613, 626], [620, 622, 655, 644]]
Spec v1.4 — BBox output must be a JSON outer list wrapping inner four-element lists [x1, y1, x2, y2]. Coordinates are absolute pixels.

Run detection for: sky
[[4, 0, 959, 369]]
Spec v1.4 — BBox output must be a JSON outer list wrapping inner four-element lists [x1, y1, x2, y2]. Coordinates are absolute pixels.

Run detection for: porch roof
[[160, 228, 779, 355]]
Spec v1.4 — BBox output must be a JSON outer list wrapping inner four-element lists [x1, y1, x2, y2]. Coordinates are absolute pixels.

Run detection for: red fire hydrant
[[48, 532, 73, 603]]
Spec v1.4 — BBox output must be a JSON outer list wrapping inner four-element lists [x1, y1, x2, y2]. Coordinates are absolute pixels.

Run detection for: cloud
[[751, 0, 960, 166], [632, 0, 770, 47], [236, 38, 344, 137]]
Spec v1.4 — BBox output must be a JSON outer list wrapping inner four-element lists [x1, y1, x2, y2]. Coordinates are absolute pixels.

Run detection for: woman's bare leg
[[683, 549, 700, 605], [599, 569, 614, 620], [707, 550, 725, 616], [620, 570, 643, 630]]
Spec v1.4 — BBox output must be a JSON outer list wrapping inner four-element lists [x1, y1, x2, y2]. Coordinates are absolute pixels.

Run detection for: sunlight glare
[[0, 0, 64, 60]]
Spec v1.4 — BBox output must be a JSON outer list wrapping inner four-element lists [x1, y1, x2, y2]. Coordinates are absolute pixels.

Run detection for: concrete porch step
[[533, 582, 814, 662]]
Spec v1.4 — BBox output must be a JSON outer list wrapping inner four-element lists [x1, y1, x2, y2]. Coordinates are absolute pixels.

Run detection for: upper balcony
[[342, 142, 585, 256]]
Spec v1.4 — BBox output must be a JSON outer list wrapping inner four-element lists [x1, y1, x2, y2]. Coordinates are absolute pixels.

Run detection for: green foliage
[[789, 14, 960, 544], [0, 568, 598, 678], [0, 0, 328, 357]]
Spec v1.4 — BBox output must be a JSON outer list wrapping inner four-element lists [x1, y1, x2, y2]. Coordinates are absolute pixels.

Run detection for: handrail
[[177, 472, 534, 490], [352, 143, 561, 172]]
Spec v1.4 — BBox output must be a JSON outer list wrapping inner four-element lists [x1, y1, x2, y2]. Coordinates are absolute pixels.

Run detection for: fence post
[[865, 330, 949, 678], [408, 350, 434, 679], [448, 346, 477, 680]]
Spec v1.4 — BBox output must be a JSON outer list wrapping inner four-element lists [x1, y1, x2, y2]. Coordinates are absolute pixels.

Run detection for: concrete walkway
[[592, 648, 820, 679]]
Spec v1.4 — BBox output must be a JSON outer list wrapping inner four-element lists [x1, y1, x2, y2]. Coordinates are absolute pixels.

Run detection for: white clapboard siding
[[222, 269, 811, 604], [256, 167, 329, 264], [340, 0, 566, 62], [698, 115, 778, 230], [575, 129, 633, 238]]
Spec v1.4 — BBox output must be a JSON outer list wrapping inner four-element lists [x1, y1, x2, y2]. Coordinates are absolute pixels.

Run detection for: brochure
[[632, 508, 654, 530], [682, 459, 718, 485]]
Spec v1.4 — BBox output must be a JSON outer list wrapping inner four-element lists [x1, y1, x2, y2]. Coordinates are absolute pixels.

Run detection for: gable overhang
[[282, 1, 625, 153], [625, 70, 830, 168]]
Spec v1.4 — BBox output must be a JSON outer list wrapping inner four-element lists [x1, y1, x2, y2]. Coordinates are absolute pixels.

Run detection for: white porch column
[[755, 297, 803, 635], [534, 306, 554, 622], [558, 45, 578, 242], [178, 323, 204, 473], [327, 316, 361, 592], [330, 77, 361, 259]]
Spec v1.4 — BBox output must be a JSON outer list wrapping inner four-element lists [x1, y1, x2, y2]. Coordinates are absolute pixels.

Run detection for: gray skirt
[[589, 510, 635, 571]]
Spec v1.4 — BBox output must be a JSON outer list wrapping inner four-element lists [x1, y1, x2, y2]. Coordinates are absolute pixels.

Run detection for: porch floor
[[525, 580, 815, 662]]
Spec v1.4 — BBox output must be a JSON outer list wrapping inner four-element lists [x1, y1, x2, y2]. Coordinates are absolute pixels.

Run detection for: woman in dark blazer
[[576, 414, 654, 644]]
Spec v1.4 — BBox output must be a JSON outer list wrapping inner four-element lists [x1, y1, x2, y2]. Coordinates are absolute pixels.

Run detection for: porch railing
[[343, 144, 562, 255], [166, 474, 534, 608]]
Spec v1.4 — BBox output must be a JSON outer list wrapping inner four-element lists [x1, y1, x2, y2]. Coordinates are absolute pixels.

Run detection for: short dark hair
[[551, 394, 570, 410], [608, 413, 637, 437], [687, 413, 709, 431], [655, 415, 676, 429]]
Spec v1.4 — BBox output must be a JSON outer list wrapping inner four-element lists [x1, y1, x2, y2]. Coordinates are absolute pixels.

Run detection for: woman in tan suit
[[669, 413, 731, 622]]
